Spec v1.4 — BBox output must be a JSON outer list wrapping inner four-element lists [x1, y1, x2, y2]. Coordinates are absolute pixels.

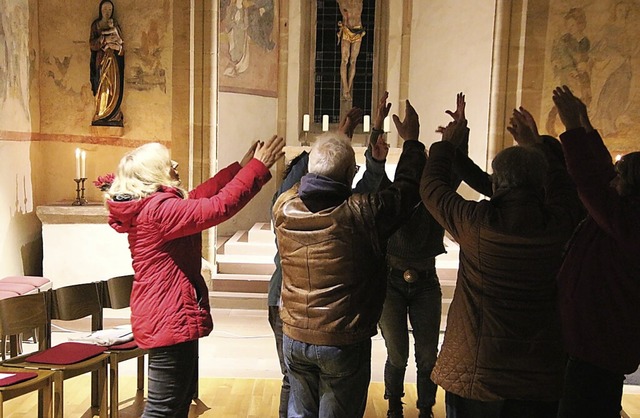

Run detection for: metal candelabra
[[72, 178, 88, 206]]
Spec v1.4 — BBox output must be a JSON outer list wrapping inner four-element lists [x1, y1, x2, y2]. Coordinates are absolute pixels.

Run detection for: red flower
[[93, 173, 115, 191]]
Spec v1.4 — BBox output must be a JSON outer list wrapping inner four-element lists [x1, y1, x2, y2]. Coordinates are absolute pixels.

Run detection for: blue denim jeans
[[378, 268, 441, 410], [269, 305, 291, 418], [557, 357, 624, 418], [142, 339, 198, 418], [283, 334, 371, 418], [445, 391, 558, 418]]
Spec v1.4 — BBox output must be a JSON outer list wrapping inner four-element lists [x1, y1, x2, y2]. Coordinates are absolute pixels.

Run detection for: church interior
[[1, 0, 639, 416]]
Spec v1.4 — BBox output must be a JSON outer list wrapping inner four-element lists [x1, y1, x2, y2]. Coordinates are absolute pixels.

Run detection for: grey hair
[[308, 132, 356, 183], [491, 146, 549, 190], [107, 142, 187, 200]]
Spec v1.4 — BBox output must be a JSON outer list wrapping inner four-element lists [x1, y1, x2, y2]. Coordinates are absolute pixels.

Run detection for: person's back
[[552, 85, 640, 418], [274, 100, 425, 418], [420, 108, 584, 417]]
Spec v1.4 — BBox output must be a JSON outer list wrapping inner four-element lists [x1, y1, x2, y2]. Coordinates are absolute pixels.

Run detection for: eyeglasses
[[171, 160, 179, 170]]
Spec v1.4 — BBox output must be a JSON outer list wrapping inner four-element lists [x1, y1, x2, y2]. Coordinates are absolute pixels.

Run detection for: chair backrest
[[101, 274, 134, 310], [0, 292, 50, 359], [51, 282, 103, 333]]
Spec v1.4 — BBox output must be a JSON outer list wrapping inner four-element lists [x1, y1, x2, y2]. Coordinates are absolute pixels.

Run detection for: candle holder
[[72, 178, 88, 206], [301, 132, 309, 146]]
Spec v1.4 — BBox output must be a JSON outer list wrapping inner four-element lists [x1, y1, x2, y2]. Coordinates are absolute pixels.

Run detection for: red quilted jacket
[[107, 159, 271, 349]]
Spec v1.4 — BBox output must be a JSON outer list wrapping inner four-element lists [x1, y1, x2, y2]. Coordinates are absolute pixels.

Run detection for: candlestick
[[383, 116, 391, 133], [72, 178, 88, 206], [363, 115, 370, 132], [322, 115, 329, 132], [81, 150, 86, 179], [303, 114, 310, 132], [75, 148, 81, 179]]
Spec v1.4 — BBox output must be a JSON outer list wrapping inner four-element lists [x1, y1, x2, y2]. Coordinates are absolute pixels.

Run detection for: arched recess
[[295, 0, 390, 146]]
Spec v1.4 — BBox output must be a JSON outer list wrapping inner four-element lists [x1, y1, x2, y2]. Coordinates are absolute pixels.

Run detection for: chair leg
[[110, 358, 119, 418], [99, 360, 108, 418], [53, 373, 63, 418], [91, 369, 99, 409], [39, 386, 53, 418], [136, 356, 144, 391]]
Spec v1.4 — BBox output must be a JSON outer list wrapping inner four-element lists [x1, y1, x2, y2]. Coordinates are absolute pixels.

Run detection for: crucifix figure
[[337, 0, 364, 100]]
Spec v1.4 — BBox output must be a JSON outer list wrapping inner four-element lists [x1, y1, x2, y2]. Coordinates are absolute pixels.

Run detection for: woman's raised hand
[[253, 135, 286, 168]]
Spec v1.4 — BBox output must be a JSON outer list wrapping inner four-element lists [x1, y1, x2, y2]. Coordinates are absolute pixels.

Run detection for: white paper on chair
[[68, 325, 133, 346], [0, 373, 16, 379]]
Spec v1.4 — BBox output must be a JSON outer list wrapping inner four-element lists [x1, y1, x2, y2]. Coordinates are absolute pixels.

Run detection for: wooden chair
[[0, 366, 54, 418], [0, 286, 109, 418], [0, 292, 56, 418], [98, 274, 147, 418]]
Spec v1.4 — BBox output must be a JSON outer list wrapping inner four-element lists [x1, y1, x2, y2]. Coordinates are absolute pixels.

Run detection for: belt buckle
[[403, 269, 418, 283]]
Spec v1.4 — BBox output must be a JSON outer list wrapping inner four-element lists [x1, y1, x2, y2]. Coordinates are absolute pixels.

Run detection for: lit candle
[[363, 115, 370, 132], [615, 154, 622, 162], [303, 114, 310, 132], [383, 116, 391, 133], [81, 150, 87, 179], [75, 148, 81, 179], [322, 115, 329, 132]]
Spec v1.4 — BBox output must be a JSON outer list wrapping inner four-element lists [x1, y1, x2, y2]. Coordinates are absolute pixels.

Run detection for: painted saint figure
[[337, 0, 364, 100], [591, 1, 639, 136], [546, 7, 592, 136], [90, 0, 125, 127]]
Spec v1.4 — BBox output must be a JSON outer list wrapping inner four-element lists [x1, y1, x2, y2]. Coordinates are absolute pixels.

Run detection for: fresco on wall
[[219, 0, 279, 97], [541, 0, 640, 155], [0, 0, 31, 130]]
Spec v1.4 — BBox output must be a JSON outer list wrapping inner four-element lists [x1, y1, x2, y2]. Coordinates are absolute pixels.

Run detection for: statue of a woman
[[90, 0, 124, 126]]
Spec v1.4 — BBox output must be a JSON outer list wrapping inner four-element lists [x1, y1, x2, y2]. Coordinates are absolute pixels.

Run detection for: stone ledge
[[36, 203, 108, 224]]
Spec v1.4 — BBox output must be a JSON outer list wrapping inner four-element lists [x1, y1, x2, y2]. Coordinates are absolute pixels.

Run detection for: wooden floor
[[2, 374, 639, 417]]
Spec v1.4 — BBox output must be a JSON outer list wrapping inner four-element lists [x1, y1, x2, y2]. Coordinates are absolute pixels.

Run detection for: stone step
[[247, 222, 275, 243], [216, 254, 276, 275], [223, 230, 276, 257], [209, 291, 267, 310], [211, 273, 271, 293]]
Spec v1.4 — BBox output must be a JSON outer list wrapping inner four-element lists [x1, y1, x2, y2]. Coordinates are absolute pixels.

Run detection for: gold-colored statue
[[90, 0, 124, 126]]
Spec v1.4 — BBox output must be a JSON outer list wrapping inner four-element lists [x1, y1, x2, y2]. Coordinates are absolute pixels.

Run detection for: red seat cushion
[[0, 276, 51, 287], [108, 341, 138, 350], [0, 371, 38, 387], [26, 342, 107, 365], [0, 283, 35, 294], [0, 291, 19, 300]]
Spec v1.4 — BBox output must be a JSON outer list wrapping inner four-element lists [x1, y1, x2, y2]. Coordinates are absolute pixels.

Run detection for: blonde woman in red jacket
[[107, 137, 284, 417]]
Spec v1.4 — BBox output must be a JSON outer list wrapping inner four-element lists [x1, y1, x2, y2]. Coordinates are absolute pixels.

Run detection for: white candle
[[303, 114, 310, 132], [81, 150, 87, 179], [363, 115, 370, 132], [75, 148, 81, 179], [383, 116, 391, 133], [322, 115, 329, 132]]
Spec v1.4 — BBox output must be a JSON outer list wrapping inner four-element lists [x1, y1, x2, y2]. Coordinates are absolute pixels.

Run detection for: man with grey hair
[[420, 106, 584, 417], [274, 100, 425, 418]]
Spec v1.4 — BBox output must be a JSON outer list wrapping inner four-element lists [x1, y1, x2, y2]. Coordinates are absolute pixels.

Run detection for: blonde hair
[[308, 132, 355, 183], [107, 142, 187, 200]]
